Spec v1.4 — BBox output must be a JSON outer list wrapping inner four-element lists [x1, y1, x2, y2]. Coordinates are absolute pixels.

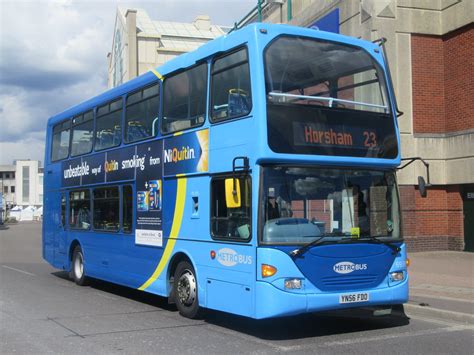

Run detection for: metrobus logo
[[216, 248, 252, 267], [333, 261, 367, 274]]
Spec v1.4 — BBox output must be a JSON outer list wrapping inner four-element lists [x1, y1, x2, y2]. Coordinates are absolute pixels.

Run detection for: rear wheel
[[173, 261, 201, 319], [71, 246, 89, 286]]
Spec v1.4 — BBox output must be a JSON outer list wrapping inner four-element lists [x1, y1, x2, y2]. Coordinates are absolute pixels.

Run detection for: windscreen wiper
[[288, 235, 347, 258], [358, 236, 401, 254]]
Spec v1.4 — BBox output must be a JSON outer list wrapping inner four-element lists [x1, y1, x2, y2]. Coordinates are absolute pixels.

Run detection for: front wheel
[[71, 246, 89, 286], [173, 261, 201, 319]]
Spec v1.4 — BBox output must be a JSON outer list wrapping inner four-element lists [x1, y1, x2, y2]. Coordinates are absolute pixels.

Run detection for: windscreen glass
[[265, 36, 397, 158], [261, 166, 400, 244]]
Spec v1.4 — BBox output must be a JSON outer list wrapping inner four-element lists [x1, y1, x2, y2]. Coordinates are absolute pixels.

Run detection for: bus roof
[[46, 23, 381, 127]]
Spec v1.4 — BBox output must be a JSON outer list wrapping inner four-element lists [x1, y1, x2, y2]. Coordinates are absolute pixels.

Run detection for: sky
[[0, 0, 256, 166]]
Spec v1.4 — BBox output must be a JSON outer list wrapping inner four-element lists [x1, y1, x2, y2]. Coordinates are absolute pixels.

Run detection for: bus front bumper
[[254, 277, 408, 319]]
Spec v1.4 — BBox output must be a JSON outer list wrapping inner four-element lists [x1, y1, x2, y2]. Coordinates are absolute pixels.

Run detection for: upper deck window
[[211, 47, 252, 122], [71, 111, 94, 157], [264, 36, 397, 159], [162, 63, 207, 134], [265, 36, 389, 114], [125, 83, 159, 143], [51, 120, 70, 162], [95, 99, 122, 151]]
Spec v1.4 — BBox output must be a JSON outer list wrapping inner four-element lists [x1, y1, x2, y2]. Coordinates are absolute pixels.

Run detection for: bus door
[[206, 174, 255, 317], [55, 193, 68, 262]]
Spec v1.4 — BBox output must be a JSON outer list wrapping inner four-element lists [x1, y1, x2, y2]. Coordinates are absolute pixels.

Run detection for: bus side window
[[211, 47, 252, 122], [95, 99, 122, 150], [51, 120, 70, 162], [125, 84, 160, 142], [161, 63, 207, 134], [122, 185, 133, 233], [69, 190, 90, 230], [71, 111, 94, 157], [211, 176, 251, 241]]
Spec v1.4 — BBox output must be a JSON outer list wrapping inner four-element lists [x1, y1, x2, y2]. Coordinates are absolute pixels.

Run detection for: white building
[[0, 160, 43, 209], [107, 7, 226, 88], [0, 165, 16, 207]]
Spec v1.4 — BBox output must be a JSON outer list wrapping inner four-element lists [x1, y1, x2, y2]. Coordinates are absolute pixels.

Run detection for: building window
[[3, 186, 7, 194], [22, 166, 30, 203], [210, 175, 251, 241], [95, 99, 122, 151], [162, 63, 207, 134], [93, 187, 119, 231], [211, 47, 252, 122], [113, 29, 123, 87], [123, 185, 133, 233], [51, 120, 70, 161], [5, 173, 9, 179], [38, 175, 43, 186], [71, 111, 94, 157], [69, 190, 90, 230], [10, 186, 15, 193], [125, 84, 160, 142]]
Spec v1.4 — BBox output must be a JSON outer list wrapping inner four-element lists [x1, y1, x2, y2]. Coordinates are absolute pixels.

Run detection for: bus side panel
[[116, 178, 179, 292], [42, 191, 56, 266]]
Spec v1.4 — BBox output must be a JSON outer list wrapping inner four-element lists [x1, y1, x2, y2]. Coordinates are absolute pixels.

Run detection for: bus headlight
[[390, 271, 404, 282], [284, 278, 302, 289]]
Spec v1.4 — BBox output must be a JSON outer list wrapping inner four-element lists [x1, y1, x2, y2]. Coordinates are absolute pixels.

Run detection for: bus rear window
[[51, 120, 70, 161]]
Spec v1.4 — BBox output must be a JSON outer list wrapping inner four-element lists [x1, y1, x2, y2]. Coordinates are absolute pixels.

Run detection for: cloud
[[0, 0, 255, 165]]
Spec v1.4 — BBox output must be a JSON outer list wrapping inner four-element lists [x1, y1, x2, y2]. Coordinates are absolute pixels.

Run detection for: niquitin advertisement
[[135, 140, 163, 247], [61, 128, 209, 247], [163, 129, 208, 176]]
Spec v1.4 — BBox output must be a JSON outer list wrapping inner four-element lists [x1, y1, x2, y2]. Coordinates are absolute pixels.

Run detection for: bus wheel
[[173, 261, 201, 318], [72, 246, 89, 286]]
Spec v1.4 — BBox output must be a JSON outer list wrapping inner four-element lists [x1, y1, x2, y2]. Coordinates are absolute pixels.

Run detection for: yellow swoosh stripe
[[150, 68, 164, 81], [138, 177, 187, 291]]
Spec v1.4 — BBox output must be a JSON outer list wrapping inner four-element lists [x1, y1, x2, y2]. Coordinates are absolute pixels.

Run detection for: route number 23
[[363, 131, 377, 147]]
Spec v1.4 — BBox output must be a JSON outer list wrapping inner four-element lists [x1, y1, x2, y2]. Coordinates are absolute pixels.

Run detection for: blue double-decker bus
[[43, 23, 411, 319]]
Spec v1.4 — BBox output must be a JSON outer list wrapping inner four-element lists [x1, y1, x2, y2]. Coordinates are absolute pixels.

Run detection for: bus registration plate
[[339, 292, 369, 304]]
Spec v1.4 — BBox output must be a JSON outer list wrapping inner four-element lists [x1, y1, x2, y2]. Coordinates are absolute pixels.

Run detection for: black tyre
[[71, 246, 89, 286], [173, 261, 201, 319]]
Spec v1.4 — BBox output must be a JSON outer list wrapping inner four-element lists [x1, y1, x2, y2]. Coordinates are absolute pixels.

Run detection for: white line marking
[[2, 265, 36, 276], [277, 325, 473, 351], [410, 292, 474, 303]]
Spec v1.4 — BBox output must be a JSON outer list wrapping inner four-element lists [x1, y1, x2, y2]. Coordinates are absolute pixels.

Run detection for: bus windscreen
[[264, 36, 397, 159]]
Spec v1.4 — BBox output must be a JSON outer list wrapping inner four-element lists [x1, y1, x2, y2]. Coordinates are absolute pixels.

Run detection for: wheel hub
[[177, 270, 196, 306], [74, 253, 83, 278]]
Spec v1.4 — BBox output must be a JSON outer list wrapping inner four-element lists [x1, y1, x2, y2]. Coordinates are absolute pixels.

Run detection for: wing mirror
[[418, 176, 427, 198]]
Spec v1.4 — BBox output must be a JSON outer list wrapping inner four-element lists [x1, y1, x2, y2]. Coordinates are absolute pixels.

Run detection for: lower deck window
[[70, 190, 90, 230], [93, 187, 119, 231], [122, 185, 133, 233]]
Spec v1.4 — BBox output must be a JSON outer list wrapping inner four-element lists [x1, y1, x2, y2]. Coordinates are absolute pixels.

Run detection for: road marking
[[410, 292, 474, 303], [276, 324, 473, 352], [2, 265, 35, 276]]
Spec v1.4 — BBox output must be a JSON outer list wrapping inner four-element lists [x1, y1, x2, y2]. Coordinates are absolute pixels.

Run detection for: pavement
[[405, 251, 474, 324]]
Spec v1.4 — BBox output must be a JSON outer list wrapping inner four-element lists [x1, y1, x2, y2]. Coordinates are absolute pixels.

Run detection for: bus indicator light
[[210, 250, 216, 259], [261, 264, 277, 278]]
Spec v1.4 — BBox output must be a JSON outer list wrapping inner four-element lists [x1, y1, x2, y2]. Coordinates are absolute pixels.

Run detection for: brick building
[[237, 0, 473, 251]]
